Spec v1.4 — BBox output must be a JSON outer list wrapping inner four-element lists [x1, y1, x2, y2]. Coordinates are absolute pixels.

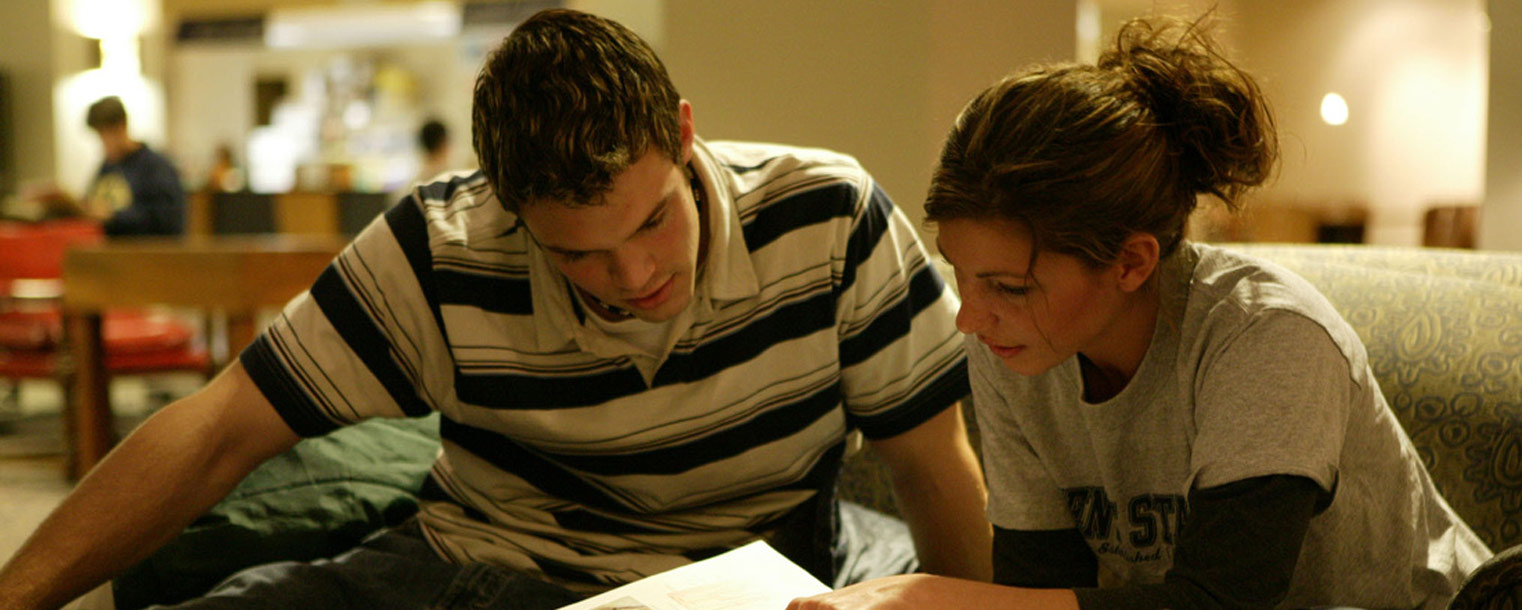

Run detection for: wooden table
[[60, 235, 346, 479]]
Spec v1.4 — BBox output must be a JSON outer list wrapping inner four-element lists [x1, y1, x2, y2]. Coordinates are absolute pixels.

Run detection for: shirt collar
[[690, 138, 760, 303], [527, 137, 760, 349]]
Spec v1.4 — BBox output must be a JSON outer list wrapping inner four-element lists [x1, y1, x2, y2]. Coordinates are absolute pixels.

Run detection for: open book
[[558, 541, 829, 610]]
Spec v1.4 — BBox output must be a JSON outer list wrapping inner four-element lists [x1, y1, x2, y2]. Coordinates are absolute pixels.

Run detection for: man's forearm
[[872, 404, 993, 582], [0, 408, 237, 608], [890, 440, 992, 580], [0, 392, 284, 609]]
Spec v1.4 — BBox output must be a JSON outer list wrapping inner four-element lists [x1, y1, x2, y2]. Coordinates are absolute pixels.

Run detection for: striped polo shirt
[[241, 139, 969, 590]]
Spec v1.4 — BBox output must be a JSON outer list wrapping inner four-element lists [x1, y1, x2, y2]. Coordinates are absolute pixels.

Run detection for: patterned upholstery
[[840, 244, 1522, 555], [1449, 542, 1522, 610], [1229, 244, 1522, 552]]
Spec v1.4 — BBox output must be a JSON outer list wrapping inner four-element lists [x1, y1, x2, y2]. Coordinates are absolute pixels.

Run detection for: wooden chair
[[337, 191, 391, 235], [1423, 204, 1479, 249], [0, 220, 209, 432], [210, 192, 277, 235]]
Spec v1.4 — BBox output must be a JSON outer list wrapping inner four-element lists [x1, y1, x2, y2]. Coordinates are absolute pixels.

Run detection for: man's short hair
[[86, 96, 128, 130], [419, 119, 448, 154], [471, 9, 682, 212]]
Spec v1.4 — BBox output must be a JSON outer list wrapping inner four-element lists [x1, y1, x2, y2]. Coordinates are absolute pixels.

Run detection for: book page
[[559, 541, 829, 610]]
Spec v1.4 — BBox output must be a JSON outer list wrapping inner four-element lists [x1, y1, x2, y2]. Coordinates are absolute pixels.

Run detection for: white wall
[[0, 0, 58, 193], [1229, 0, 1488, 246], [663, 0, 1075, 229], [1483, 0, 1522, 251]]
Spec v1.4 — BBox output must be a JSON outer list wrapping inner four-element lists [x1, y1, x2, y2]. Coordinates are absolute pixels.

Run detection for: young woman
[[790, 16, 1489, 610]]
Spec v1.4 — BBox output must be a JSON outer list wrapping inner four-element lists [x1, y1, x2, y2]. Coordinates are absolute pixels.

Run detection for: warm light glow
[[70, 0, 149, 39], [1321, 92, 1349, 126], [1075, 0, 1102, 64], [98, 36, 141, 76]]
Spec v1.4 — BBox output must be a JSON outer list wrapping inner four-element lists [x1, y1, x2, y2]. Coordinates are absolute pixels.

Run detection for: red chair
[[0, 220, 209, 420]]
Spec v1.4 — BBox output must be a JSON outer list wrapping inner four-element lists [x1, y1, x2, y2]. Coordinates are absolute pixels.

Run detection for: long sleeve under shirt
[[994, 474, 1331, 609]]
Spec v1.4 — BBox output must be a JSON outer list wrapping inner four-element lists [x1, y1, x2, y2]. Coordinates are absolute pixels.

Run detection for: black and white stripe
[[242, 140, 968, 590]]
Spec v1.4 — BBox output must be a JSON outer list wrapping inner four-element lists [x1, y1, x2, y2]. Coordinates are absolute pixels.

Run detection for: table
[[60, 235, 346, 479]]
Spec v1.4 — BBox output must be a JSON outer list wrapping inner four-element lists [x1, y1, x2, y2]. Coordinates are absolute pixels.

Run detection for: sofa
[[115, 243, 1522, 608]]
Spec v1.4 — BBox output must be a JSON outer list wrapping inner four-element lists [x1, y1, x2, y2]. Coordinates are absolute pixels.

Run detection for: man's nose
[[608, 246, 654, 290]]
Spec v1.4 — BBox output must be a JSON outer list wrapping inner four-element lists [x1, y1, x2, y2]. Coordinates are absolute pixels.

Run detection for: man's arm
[[0, 361, 300, 610], [866, 403, 992, 582]]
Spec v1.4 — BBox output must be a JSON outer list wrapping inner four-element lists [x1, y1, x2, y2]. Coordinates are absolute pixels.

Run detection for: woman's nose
[[954, 293, 994, 335]]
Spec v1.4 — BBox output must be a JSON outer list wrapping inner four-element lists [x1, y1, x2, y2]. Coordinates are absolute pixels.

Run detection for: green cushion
[[114, 415, 440, 609]]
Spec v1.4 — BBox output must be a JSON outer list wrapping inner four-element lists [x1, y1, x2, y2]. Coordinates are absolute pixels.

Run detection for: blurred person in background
[[416, 118, 451, 183], [39, 96, 185, 237], [204, 143, 243, 193]]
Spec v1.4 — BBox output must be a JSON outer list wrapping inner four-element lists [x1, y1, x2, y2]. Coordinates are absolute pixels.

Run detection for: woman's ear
[[1113, 233, 1161, 292]]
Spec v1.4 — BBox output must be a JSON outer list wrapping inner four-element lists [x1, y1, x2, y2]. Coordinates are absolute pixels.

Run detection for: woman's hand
[[787, 574, 1079, 610], [787, 574, 940, 610]]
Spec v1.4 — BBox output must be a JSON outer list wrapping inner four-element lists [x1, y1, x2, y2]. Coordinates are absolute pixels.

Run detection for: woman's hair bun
[[1099, 16, 1277, 209]]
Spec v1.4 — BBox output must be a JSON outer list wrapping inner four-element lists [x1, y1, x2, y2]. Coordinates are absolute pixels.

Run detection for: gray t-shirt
[[973, 242, 1489, 609]]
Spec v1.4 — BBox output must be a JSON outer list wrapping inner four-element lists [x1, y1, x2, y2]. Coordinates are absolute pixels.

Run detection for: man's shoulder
[[120, 144, 174, 172], [706, 140, 861, 166], [703, 141, 875, 217], [401, 170, 523, 254], [706, 141, 869, 183]]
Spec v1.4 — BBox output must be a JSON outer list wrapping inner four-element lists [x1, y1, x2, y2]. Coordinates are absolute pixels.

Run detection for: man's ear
[[678, 99, 695, 164], [1113, 233, 1161, 293]]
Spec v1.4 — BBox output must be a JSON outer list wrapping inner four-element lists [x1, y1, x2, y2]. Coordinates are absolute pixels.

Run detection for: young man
[[41, 96, 186, 236], [0, 9, 988, 609]]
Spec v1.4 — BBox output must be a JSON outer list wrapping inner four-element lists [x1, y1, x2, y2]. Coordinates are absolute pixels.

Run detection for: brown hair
[[86, 96, 128, 130], [925, 16, 1277, 267], [471, 9, 682, 212]]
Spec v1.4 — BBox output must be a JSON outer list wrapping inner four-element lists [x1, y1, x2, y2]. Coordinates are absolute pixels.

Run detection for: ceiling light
[[1321, 92, 1349, 126]]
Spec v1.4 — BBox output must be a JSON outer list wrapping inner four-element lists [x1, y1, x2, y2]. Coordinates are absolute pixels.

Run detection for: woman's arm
[[789, 474, 1327, 610]]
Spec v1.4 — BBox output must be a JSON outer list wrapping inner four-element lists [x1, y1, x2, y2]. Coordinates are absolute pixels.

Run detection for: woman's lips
[[982, 340, 1024, 359]]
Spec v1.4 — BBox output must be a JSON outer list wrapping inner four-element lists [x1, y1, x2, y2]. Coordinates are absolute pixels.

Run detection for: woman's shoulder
[[1177, 242, 1369, 371], [1185, 242, 1342, 321]]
